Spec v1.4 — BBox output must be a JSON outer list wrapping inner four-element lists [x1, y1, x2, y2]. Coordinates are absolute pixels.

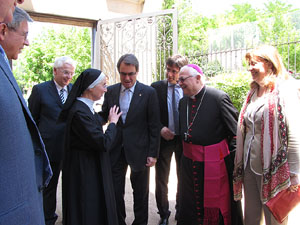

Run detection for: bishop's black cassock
[[177, 85, 243, 225]]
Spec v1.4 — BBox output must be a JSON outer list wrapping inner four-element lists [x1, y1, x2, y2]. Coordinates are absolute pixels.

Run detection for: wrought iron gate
[[93, 9, 178, 85]]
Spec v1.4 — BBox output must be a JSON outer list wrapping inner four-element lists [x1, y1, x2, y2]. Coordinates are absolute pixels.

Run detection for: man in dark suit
[[0, 3, 52, 225], [100, 54, 160, 225], [151, 55, 188, 225], [28, 56, 75, 225]]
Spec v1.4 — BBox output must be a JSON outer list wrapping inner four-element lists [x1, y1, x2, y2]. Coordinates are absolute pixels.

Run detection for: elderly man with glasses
[[28, 56, 76, 225], [0, 6, 29, 61], [176, 64, 243, 225], [0, 2, 52, 225]]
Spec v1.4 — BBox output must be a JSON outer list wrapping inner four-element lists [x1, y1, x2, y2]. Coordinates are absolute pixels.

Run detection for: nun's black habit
[[59, 69, 118, 225]]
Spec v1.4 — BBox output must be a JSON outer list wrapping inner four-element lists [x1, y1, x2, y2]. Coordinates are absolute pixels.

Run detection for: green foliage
[[187, 54, 224, 77], [209, 71, 252, 112], [14, 25, 92, 91], [201, 60, 224, 77], [181, 0, 300, 75], [257, 1, 294, 44], [162, 0, 175, 9], [225, 3, 258, 25], [162, 0, 214, 54], [255, 1, 300, 72]]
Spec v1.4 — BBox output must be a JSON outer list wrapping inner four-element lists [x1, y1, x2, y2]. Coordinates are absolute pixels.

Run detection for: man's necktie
[[59, 89, 65, 104], [120, 88, 131, 123], [172, 85, 179, 135]]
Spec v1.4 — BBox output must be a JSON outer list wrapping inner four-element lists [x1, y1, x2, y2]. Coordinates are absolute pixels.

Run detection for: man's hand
[[146, 157, 157, 167], [160, 126, 175, 141]]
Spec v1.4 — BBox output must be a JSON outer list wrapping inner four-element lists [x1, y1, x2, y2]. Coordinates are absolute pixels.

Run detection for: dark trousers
[[43, 161, 61, 225], [155, 135, 182, 219], [112, 149, 150, 225]]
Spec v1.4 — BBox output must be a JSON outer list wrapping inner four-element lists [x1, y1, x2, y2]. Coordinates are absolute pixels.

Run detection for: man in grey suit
[[0, 3, 52, 225], [100, 54, 160, 225], [0, 7, 30, 60], [28, 56, 76, 225]]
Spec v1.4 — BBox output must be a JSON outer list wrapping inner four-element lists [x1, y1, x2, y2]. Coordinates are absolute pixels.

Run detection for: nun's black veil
[[58, 68, 102, 122]]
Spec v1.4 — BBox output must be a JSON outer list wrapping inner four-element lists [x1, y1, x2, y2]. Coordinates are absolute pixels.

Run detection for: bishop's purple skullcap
[[187, 64, 203, 75]]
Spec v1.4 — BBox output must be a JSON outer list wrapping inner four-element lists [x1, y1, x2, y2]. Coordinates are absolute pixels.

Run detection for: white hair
[[180, 65, 206, 83], [180, 65, 200, 76], [7, 7, 33, 30], [53, 56, 76, 69]]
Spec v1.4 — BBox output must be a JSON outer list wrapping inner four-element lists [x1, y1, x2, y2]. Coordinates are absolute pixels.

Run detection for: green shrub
[[209, 71, 252, 112]]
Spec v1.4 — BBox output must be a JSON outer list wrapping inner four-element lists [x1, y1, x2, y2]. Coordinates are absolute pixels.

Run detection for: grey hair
[[53, 56, 76, 69], [180, 65, 206, 83], [180, 65, 199, 77], [117, 54, 139, 72], [6, 7, 33, 30]]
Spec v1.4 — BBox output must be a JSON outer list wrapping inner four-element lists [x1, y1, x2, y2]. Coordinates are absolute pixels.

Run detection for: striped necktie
[[59, 88, 65, 104]]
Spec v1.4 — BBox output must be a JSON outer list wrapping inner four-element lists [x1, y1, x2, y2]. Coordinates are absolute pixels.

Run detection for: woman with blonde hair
[[233, 45, 300, 225]]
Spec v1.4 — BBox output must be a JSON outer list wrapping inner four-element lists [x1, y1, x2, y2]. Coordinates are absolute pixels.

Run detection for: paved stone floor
[[55, 156, 178, 225], [55, 156, 299, 225]]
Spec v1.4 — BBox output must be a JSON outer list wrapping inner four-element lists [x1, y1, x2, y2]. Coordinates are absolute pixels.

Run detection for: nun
[[59, 68, 121, 225]]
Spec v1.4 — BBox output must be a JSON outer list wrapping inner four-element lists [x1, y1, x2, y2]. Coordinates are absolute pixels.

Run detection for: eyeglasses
[[119, 72, 137, 76], [58, 68, 74, 76], [177, 75, 193, 83]]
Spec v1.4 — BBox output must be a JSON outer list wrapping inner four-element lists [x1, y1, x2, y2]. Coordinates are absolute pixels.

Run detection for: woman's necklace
[[184, 87, 206, 141]]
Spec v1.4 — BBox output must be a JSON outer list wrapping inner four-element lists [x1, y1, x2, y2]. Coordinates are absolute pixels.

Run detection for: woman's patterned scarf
[[233, 85, 290, 204]]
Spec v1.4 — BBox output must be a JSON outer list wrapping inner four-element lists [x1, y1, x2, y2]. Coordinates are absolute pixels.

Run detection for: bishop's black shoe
[[175, 211, 179, 221]]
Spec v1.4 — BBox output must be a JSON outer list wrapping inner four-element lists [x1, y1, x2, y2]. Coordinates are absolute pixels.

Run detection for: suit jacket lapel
[[49, 80, 63, 106], [162, 80, 168, 109], [67, 83, 72, 93], [114, 83, 122, 107], [162, 80, 169, 124], [109, 83, 122, 125]]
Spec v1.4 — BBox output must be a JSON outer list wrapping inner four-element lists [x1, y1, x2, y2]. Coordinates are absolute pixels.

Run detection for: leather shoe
[[175, 212, 179, 221], [158, 218, 169, 225]]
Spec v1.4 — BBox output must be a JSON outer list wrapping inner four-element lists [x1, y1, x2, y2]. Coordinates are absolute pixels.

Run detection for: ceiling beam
[[28, 11, 98, 28]]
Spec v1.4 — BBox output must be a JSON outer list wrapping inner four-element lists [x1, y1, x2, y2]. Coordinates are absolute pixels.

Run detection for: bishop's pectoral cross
[[184, 132, 189, 141]]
